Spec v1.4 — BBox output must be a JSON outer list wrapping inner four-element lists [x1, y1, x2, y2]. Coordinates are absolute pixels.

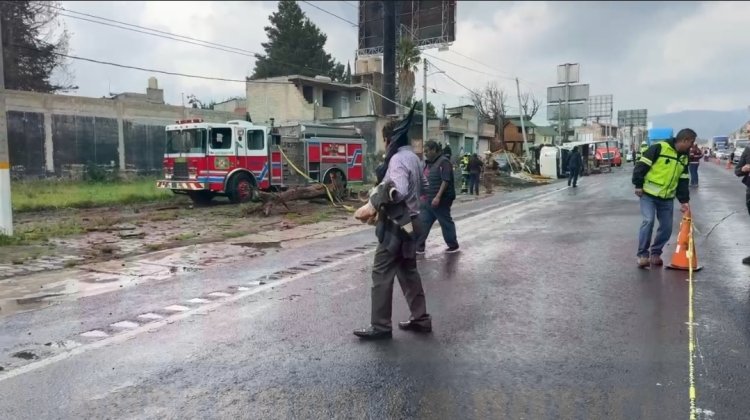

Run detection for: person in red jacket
[[688, 143, 703, 187]]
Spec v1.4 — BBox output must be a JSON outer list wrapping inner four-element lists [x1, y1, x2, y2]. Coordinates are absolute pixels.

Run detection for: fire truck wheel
[[228, 173, 256, 204], [188, 191, 214, 205], [323, 169, 348, 202]]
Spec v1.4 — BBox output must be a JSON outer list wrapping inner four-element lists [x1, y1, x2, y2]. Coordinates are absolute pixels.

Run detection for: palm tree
[[396, 38, 421, 116]]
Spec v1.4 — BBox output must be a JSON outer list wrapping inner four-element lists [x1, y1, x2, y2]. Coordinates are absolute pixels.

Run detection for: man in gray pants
[[353, 105, 432, 340]]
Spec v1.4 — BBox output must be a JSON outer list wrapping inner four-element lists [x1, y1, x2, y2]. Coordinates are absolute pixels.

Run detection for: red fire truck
[[156, 119, 366, 204]]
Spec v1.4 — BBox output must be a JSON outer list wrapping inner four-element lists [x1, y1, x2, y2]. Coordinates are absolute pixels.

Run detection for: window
[[247, 130, 265, 150], [210, 127, 232, 149], [355, 92, 361, 103], [166, 129, 206, 154]]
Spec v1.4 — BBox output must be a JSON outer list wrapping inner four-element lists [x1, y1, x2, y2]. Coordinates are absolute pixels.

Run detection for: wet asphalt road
[[1, 162, 750, 419]]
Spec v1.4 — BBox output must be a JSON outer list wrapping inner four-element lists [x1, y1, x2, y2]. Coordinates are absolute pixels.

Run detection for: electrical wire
[[51, 4, 341, 77], [49, 4, 254, 54], [300, 1, 357, 26], [11, 43, 292, 84]]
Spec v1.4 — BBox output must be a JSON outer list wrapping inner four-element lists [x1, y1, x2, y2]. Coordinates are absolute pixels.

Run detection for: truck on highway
[[156, 118, 366, 204], [711, 136, 729, 151]]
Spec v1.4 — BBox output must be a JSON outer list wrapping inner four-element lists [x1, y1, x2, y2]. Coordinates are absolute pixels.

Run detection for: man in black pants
[[735, 146, 750, 264], [417, 141, 459, 254], [567, 146, 583, 187], [352, 105, 432, 340]]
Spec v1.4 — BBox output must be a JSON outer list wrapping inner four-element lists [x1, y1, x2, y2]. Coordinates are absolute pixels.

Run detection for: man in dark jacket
[[353, 104, 432, 340], [567, 147, 583, 187], [632, 128, 695, 268], [688, 143, 703, 187], [467, 153, 484, 195], [417, 140, 459, 255], [734, 146, 750, 264]]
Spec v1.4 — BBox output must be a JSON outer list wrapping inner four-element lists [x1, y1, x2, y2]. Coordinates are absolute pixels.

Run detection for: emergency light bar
[[176, 118, 203, 124]]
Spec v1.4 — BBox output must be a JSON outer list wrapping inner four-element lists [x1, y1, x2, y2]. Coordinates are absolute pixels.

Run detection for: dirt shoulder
[[0, 175, 540, 281]]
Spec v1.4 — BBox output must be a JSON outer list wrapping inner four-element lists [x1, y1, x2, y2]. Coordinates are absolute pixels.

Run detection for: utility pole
[[0, 16, 13, 236], [382, 0, 396, 116], [515, 77, 529, 158], [422, 58, 428, 148]]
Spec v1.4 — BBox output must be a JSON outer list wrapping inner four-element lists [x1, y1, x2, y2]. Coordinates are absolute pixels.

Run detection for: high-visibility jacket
[[640, 141, 689, 199], [639, 142, 649, 155]]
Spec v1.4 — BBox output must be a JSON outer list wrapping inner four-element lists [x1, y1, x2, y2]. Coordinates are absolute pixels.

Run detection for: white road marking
[[137, 313, 164, 320], [110, 321, 140, 330], [163, 305, 190, 312], [187, 298, 210, 304], [0, 184, 571, 383], [208, 292, 231, 298], [237, 287, 250, 291], [80, 330, 109, 338]]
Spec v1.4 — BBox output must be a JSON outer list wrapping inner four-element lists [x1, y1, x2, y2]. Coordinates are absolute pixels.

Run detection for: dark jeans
[[638, 194, 674, 258], [469, 173, 480, 195], [746, 189, 750, 216], [417, 200, 458, 251], [370, 243, 430, 332], [568, 168, 580, 187], [689, 163, 699, 186]]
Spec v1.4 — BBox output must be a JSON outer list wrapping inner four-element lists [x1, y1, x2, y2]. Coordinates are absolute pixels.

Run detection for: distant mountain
[[650, 109, 749, 138]]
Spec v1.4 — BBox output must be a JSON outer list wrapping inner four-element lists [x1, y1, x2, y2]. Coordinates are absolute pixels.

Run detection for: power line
[[52, 5, 338, 77], [300, 1, 357, 26], [12, 43, 293, 85], [428, 61, 476, 95], [50, 4, 254, 55], [424, 53, 511, 80], [57, 13, 256, 58]]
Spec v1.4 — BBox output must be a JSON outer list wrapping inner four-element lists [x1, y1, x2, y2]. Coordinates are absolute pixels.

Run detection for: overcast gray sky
[[57, 1, 750, 123]]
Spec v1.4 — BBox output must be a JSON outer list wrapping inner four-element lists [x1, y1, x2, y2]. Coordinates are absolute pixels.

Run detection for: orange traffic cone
[[667, 209, 703, 271]]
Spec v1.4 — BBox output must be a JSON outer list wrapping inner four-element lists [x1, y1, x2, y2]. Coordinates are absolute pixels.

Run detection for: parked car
[[625, 151, 634, 162], [715, 149, 730, 160]]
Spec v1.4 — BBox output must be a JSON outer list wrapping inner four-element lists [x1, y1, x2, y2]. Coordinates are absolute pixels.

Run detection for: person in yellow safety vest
[[459, 153, 470, 194], [632, 128, 696, 268], [636, 141, 649, 161]]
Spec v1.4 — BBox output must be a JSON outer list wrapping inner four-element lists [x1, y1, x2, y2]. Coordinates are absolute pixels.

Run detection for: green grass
[[11, 177, 175, 212]]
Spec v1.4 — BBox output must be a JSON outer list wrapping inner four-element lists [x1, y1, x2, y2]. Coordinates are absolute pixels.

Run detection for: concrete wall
[[247, 79, 374, 125], [247, 82, 314, 125], [5, 89, 236, 177]]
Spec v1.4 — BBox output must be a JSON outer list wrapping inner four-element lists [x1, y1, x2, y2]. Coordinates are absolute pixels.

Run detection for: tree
[[470, 83, 509, 151], [520, 92, 541, 120], [251, 0, 345, 82], [346, 61, 352, 84], [187, 94, 215, 110], [408, 99, 437, 118], [1, 1, 75, 92], [396, 38, 421, 115]]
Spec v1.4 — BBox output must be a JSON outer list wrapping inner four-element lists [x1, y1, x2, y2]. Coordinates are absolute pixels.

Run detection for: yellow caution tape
[[687, 216, 697, 420], [276, 146, 355, 212]]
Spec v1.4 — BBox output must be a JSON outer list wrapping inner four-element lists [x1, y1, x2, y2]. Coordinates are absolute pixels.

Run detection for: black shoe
[[353, 326, 392, 340], [743, 256, 750, 265], [398, 320, 432, 333], [445, 246, 460, 254]]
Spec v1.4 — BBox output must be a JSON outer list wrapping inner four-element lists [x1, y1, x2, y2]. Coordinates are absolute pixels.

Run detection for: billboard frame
[[357, 0, 457, 56], [588, 94, 614, 119]]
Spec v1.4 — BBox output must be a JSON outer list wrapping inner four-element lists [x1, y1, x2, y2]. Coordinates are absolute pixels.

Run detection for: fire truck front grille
[[173, 162, 189, 179]]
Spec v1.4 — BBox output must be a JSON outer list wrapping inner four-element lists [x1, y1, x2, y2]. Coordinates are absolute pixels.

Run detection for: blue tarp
[[648, 128, 673, 142]]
